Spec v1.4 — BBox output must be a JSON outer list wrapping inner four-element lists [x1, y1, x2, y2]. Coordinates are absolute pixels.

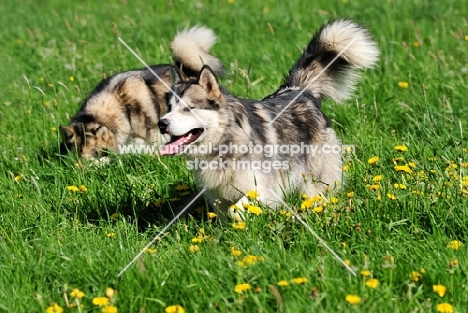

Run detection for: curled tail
[[285, 20, 379, 102], [170, 26, 225, 76]]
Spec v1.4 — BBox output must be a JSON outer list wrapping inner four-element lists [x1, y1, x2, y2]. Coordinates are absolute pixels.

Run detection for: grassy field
[[1, 0, 468, 312]]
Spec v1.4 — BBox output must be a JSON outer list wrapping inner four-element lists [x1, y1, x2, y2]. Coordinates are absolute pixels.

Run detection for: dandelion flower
[[234, 283, 251, 293], [410, 271, 422, 282], [189, 245, 199, 253], [227, 0, 234, 3], [106, 232, 116, 238], [387, 193, 397, 200], [447, 240, 463, 250], [67, 185, 80, 192], [345, 294, 361, 304], [437, 303, 453, 313], [330, 197, 339, 204], [365, 278, 379, 288], [292, 277, 308, 284], [232, 222, 246, 230], [175, 183, 190, 191], [231, 247, 242, 257], [46, 303, 63, 313], [394, 165, 413, 174], [207, 212, 217, 219], [79, 185, 87, 192], [343, 165, 350, 171], [368, 156, 379, 165], [70, 288, 85, 299], [347, 191, 354, 197], [398, 81, 409, 88], [395, 145, 408, 152], [237, 255, 264, 267], [92, 297, 109, 306], [301, 198, 315, 209], [14, 175, 21, 182], [313, 206, 323, 213], [360, 270, 371, 277], [372, 175, 383, 182], [394, 183, 407, 189], [145, 248, 156, 254], [413, 41, 420, 47], [247, 205, 262, 215], [69, 76, 74, 82], [191, 236, 203, 243], [102, 306, 118, 313], [366, 184, 380, 191], [165, 304, 185, 313], [277, 280, 289, 286], [247, 190, 259, 199], [433, 284, 447, 297], [279, 210, 292, 217]]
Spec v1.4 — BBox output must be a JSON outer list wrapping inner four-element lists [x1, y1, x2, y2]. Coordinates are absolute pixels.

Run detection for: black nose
[[158, 118, 169, 134]]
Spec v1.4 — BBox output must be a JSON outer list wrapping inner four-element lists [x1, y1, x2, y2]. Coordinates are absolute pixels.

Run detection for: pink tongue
[[159, 135, 189, 156]]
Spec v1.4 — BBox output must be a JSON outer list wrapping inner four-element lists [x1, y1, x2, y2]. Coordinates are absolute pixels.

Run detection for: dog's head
[[60, 113, 115, 160], [158, 66, 225, 156]]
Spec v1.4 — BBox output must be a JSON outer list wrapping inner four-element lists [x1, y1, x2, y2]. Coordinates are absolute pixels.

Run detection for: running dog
[[158, 20, 379, 219], [60, 26, 224, 159]]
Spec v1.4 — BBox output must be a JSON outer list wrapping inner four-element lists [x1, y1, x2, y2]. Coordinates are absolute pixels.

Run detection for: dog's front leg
[[229, 196, 249, 221]]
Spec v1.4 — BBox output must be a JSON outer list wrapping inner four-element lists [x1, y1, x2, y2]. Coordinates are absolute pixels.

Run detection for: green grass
[[1, 0, 468, 312]]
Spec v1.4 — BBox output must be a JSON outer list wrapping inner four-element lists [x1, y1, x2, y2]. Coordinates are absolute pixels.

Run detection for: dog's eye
[[90, 126, 102, 136]]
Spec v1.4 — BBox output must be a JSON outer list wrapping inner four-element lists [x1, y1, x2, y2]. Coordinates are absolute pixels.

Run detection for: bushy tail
[[285, 20, 379, 102], [170, 26, 225, 75]]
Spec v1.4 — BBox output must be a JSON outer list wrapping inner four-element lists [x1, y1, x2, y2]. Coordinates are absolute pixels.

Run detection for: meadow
[[0, 0, 467, 312]]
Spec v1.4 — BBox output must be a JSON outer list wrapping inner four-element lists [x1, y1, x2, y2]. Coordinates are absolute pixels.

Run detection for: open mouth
[[160, 128, 204, 156]]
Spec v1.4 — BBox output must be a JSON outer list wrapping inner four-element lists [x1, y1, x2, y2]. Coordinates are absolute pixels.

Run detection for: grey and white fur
[[158, 20, 379, 220]]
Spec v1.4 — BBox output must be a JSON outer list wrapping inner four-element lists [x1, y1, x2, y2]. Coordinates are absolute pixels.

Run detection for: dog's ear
[[59, 125, 75, 140], [170, 65, 189, 85], [198, 65, 221, 99]]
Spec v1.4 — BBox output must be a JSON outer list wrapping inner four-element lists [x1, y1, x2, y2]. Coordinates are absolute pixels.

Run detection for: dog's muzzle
[[158, 118, 169, 134]]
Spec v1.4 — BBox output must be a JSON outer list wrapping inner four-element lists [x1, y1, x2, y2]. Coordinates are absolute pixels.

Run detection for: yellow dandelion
[[247, 190, 259, 199], [79, 185, 87, 192], [191, 236, 203, 244], [343, 165, 350, 171], [231, 247, 242, 257], [313, 206, 323, 213], [372, 175, 383, 182], [206, 212, 217, 219], [106, 232, 116, 238], [69, 76, 74, 82], [279, 210, 292, 217], [234, 283, 251, 293], [277, 280, 289, 286], [393, 156, 404, 162], [368, 156, 379, 164], [437, 303, 453, 313], [411, 271, 422, 282], [14, 175, 21, 182], [232, 221, 246, 230], [394, 165, 413, 174], [433, 284, 447, 297], [449, 260, 459, 267], [344, 259, 351, 266], [145, 248, 156, 254], [237, 255, 264, 267], [292, 277, 308, 284], [92, 297, 109, 306], [447, 240, 463, 250], [102, 306, 118, 313], [165, 304, 185, 313], [105, 287, 116, 298], [110, 213, 119, 219], [366, 184, 380, 191], [70, 288, 85, 299], [345, 294, 361, 305], [387, 193, 397, 200], [365, 278, 379, 288], [465, 34, 468, 41], [360, 270, 371, 277], [394, 183, 406, 189], [347, 191, 354, 197], [413, 41, 420, 47], [67, 185, 79, 192], [189, 245, 199, 253], [398, 81, 409, 88], [247, 205, 262, 215], [301, 198, 315, 209], [154, 198, 165, 207], [51, 127, 57, 131], [395, 145, 408, 152], [46, 303, 63, 313], [408, 161, 417, 168], [330, 197, 339, 204]]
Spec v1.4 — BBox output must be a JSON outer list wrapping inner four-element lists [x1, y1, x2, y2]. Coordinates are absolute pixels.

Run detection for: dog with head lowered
[[158, 20, 379, 220], [60, 26, 224, 159]]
